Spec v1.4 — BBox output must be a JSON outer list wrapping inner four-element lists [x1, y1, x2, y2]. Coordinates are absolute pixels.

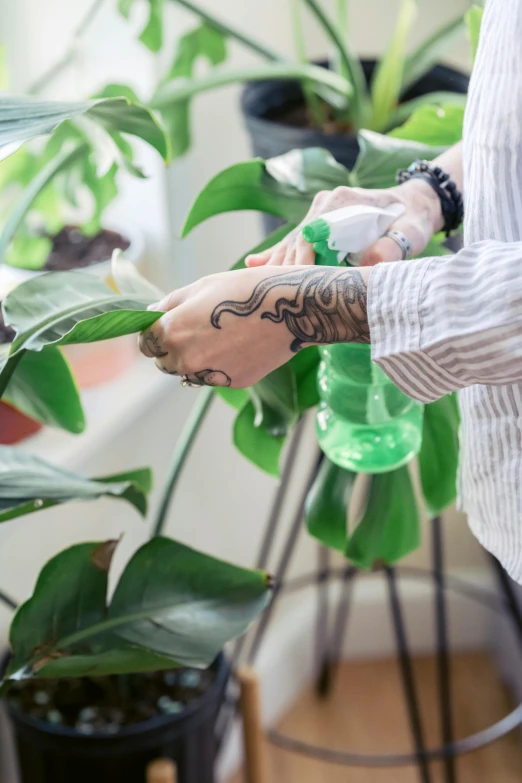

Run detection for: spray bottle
[[302, 204, 423, 474]]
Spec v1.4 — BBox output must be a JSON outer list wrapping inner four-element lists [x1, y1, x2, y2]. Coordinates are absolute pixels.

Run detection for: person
[[139, 0, 522, 582]]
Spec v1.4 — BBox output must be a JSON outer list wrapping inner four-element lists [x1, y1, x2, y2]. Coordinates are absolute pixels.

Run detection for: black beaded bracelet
[[396, 160, 464, 237]]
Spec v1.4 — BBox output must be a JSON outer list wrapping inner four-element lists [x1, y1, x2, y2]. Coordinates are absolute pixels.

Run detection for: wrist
[[394, 178, 444, 235]]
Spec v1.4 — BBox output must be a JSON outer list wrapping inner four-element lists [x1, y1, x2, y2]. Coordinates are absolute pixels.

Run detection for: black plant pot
[[4, 655, 229, 783], [241, 59, 469, 234]]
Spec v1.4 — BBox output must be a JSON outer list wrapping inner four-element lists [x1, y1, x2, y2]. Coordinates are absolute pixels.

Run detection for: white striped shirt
[[368, 0, 522, 581]]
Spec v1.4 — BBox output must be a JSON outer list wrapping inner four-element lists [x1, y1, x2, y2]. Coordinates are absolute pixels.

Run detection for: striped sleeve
[[367, 240, 522, 403]]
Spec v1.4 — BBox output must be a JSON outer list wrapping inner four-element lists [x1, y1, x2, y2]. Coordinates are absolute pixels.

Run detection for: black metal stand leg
[[315, 544, 331, 697], [432, 516, 456, 783], [386, 567, 432, 783], [246, 452, 324, 665], [489, 554, 522, 649], [316, 565, 357, 697]]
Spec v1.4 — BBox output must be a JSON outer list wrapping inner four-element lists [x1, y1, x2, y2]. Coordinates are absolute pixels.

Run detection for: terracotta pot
[[0, 401, 42, 444], [63, 336, 138, 389]]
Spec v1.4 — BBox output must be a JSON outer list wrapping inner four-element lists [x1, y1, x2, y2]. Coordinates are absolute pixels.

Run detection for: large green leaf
[[305, 458, 355, 552], [290, 346, 320, 412], [419, 394, 459, 516], [160, 23, 227, 158], [1, 345, 85, 434], [401, 14, 466, 94], [386, 91, 467, 133], [351, 130, 446, 190], [233, 401, 285, 477], [182, 148, 350, 236], [0, 95, 169, 162], [465, 5, 483, 63], [111, 249, 164, 300], [389, 102, 465, 145], [0, 451, 152, 522], [5, 537, 271, 680], [345, 466, 420, 569], [369, 0, 417, 131], [2, 270, 160, 357]]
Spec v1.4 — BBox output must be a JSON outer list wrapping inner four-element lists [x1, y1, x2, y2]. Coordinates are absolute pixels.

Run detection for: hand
[[246, 179, 443, 268], [139, 264, 372, 388]]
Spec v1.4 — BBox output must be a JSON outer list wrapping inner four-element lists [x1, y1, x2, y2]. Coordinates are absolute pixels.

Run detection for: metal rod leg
[[490, 554, 522, 649], [386, 567, 432, 783], [432, 516, 456, 783], [315, 544, 331, 697], [246, 452, 324, 665]]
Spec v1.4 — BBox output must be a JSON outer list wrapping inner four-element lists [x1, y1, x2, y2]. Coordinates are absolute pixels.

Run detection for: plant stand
[[220, 421, 522, 783]]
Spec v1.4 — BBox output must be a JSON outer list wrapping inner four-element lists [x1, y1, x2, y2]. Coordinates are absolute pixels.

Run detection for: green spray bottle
[[302, 204, 423, 474]]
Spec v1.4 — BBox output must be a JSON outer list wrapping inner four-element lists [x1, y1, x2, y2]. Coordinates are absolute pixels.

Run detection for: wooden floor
[[228, 654, 522, 783]]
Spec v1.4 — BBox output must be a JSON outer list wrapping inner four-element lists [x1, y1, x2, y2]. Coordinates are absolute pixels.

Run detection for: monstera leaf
[[4, 537, 271, 681], [233, 402, 285, 478], [181, 148, 351, 235], [390, 103, 465, 146], [118, 0, 165, 52], [419, 394, 460, 516], [0, 450, 152, 523], [306, 458, 356, 552], [0, 344, 84, 433]]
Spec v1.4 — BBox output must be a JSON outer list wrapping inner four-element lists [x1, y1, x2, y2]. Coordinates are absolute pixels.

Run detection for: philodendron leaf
[[306, 458, 355, 552], [0, 344, 85, 434], [5, 537, 271, 680], [419, 394, 460, 516], [234, 401, 285, 477], [0, 450, 152, 522], [249, 364, 298, 438], [345, 466, 420, 569], [118, 0, 165, 52], [351, 130, 446, 190], [181, 148, 350, 236], [390, 103, 464, 146], [0, 95, 169, 163], [465, 5, 483, 63], [290, 347, 320, 412]]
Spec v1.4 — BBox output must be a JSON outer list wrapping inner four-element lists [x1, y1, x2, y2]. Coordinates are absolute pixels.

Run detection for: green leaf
[[159, 23, 228, 159], [118, 0, 165, 52], [390, 103, 465, 146], [0, 451, 152, 523], [2, 270, 161, 357], [94, 84, 141, 103], [290, 347, 320, 412], [249, 364, 298, 438], [401, 15, 466, 94], [465, 5, 483, 64], [0, 143, 89, 266], [182, 148, 350, 236], [351, 130, 446, 190], [345, 466, 420, 569], [231, 223, 297, 271], [214, 386, 249, 410], [86, 98, 170, 163], [6, 235, 52, 271], [419, 394, 459, 516], [151, 61, 351, 115], [5, 537, 271, 680], [79, 158, 118, 236], [387, 93, 466, 136], [370, 0, 417, 131], [305, 458, 355, 552], [1, 345, 85, 434], [234, 401, 284, 477], [111, 249, 164, 300]]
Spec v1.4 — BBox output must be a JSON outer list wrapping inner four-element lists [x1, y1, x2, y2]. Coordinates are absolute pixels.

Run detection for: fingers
[[138, 319, 167, 359], [360, 212, 424, 267], [360, 236, 403, 266], [246, 238, 286, 267], [147, 288, 185, 313]]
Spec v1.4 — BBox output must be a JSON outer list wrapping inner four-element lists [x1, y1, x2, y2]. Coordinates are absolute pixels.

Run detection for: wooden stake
[[237, 666, 268, 783], [146, 758, 177, 783]]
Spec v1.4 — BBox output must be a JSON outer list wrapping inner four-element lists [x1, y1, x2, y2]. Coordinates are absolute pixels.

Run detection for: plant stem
[[170, 0, 282, 61], [150, 386, 214, 538], [28, 0, 106, 95], [290, 0, 325, 128], [335, 0, 349, 81], [0, 590, 18, 611], [302, 0, 368, 127]]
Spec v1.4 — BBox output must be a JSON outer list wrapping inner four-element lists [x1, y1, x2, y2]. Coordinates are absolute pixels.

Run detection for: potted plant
[[117, 0, 472, 227], [0, 104, 272, 777]]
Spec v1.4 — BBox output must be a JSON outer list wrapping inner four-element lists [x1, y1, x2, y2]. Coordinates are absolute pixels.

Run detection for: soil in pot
[[7, 666, 215, 734], [42, 226, 130, 271], [0, 308, 42, 444]]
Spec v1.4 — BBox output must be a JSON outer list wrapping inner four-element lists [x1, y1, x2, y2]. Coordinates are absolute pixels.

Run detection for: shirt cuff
[[367, 258, 465, 403]]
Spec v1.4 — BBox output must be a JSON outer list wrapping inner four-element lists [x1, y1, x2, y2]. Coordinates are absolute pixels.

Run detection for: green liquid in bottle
[[315, 343, 423, 474]]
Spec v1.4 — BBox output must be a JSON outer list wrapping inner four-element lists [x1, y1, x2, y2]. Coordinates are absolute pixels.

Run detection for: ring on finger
[[384, 229, 411, 260]]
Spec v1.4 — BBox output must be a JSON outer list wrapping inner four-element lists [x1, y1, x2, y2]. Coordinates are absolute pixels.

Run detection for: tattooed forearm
[[211, 267, 369, 352]]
